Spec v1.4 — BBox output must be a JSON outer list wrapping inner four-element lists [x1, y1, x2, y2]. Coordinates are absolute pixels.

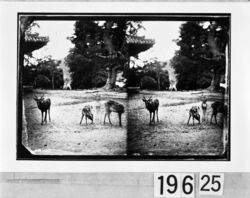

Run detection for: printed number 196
[[154, 173, 194, 197]]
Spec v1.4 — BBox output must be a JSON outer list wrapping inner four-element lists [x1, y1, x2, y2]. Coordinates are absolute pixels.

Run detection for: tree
[[171, 20, 229, 91], [66, 20, 143, 90], [126, 59, 170, 90], [204, 20, 229, 91], [143, 60, 169, 90], [23, 54, 64, 89], [36, 57, 63, 89]]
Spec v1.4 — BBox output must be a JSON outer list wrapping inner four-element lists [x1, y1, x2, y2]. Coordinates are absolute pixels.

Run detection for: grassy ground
[[127, 90, 227, 156], [22, 89, 228, 157], [23, 89, 127, 155]]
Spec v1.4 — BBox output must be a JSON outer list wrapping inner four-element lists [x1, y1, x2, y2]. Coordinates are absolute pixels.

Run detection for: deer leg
[[85, 116, 87, 125], [210, 114, 214, 124], [48, 109, 51, 122], [104, 113, 106, 125], [187, 114, 192, 125], [153, 112, 155, 124], [44, 111, 47, 123], [156, 109, 159, 122], [193, 116, 194, 125], [80, 114, 84, 125], [41, 112, 44, 125], [149, 112, 152, 125], [108, 113, 112, 125], [119, 113, 122, 127], [215, 114, 217, 125]]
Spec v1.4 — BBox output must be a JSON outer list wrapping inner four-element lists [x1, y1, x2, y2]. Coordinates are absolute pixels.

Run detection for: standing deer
[[210, 101, 227, 125], [33, 94, 51, 125], [142, 96, 159, 125], [104, 100, 124, 127], [187, 106, 200, 125], [80, 105, 93, 125], [201, 98, 207, 122]]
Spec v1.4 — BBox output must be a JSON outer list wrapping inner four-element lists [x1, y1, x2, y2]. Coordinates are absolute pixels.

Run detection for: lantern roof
[[126, 35, 155, 57], [24, 34, 49, 54]]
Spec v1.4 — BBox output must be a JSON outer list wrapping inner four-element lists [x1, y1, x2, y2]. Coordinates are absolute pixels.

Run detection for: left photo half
[[17, 14, 139, 159]]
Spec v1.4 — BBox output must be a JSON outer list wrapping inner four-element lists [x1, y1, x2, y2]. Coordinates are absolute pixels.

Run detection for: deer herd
[[33, 94, 227, 127]]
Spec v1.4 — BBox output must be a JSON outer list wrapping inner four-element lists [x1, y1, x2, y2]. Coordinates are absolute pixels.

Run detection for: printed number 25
[[199, 173, 224, 195]]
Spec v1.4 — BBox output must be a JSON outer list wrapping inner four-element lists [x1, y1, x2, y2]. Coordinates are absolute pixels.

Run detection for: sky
[[32, 21, 75, 61], [31, 20, 183, 63], [137, 21, 183, 63]]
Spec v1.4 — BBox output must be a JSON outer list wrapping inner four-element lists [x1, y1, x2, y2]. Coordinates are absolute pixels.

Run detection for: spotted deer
[[201, 98, 207, 122], [104, 100, 124, 127], [142, 96, 159, 125], [33, 94, 51, 125], [187, 106, 200, 125], [210, 101, 227, 125], [80, 105, 93, 125]]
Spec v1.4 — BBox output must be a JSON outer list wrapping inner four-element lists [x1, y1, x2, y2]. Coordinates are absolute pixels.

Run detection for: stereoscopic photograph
[[18, 13, 230, 160]]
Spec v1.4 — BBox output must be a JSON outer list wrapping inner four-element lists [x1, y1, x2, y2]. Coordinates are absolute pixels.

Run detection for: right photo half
[[126, 15, 230, 160]]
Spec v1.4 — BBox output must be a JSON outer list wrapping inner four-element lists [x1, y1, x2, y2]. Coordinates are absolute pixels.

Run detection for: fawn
[[80, 105, 93, 125], [201, 99, 207, 122], [187, 106, 200, 125], [142, 96, 159, 125], [210, 101, 227, 125], [104, 100, 125, 127], [33, 94, 51, 125]]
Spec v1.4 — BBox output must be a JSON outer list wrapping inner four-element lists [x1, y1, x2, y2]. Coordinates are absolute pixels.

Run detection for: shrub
[[34, 74, 51, 89], [92, 70, 107, 88], [160, 73, 170, 90], [54, 72, 64, 89], [140, 76, 158, 90]]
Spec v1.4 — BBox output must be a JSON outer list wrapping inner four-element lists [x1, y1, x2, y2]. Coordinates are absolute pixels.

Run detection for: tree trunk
[[51, 72, 55, 89], [157, 72, 161, 90], [103, 66, 118, 89], [207, 69, 221, 92], [102, 21, 119, 90]]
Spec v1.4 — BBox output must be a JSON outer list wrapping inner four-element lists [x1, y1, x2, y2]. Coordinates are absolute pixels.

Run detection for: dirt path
[[127, 91, 226, 156], [22, 89, 228, 157], [23, 90, 127, 155]]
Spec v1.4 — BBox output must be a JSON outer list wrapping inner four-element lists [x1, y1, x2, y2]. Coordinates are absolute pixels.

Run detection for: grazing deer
[[210, 101, 227, 125], [201, 98, 207, 122], [187, 106, 200, 125], [104, 100, 124, 127], [33, 94, 51, 125], [142, 96, 159, 125], [80, 105, 93, 125]]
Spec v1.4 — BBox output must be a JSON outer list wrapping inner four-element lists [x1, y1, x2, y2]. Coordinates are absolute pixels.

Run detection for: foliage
[[140, 60, 169, 90], [125, 59, 170, 90], [34, 74, 51, 89], [125, 67, 143, 87], [159, 72, 170, 90], [23, 65, 37, 86], [66, 20, 144, 89], [141, 76, 158, 90], [23, 56, 64, 89], [171, 20, 229, 90]]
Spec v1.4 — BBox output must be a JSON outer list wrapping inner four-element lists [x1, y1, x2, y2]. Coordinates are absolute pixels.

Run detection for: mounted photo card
[[17, 13, 230, 160]]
